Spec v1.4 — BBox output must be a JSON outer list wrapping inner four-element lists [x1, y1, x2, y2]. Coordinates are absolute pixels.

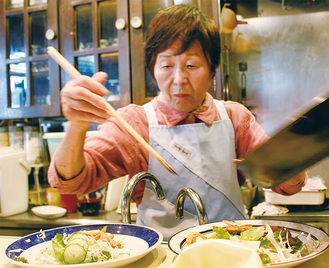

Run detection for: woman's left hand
[[271, 171, 308, 196]]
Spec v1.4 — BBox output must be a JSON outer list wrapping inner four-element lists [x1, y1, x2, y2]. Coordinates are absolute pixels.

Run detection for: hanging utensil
[[220, 3, 248, 34]]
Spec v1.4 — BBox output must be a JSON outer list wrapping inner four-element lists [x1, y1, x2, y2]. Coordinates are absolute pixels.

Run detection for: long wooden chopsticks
[[47, 46, 177, 175]]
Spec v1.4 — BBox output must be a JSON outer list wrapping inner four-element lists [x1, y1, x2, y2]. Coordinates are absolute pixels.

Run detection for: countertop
[[254, 200, 329, 234], [0, 209, 125, 236], [1, 203, 329, 235]]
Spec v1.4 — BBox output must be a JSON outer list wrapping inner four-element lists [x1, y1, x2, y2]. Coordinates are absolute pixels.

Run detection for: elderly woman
[[48, 5, 306, 240]]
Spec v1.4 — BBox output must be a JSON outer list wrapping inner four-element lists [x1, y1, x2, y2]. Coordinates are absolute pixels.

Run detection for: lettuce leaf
[[239, 226, 265, 241], [52, 233, 65, 262], [213, 226, 230, 239]]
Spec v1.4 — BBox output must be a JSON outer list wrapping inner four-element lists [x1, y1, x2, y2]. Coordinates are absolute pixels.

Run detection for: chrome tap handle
[[121, 172, 165, 224], [175, 188, 208, 225]]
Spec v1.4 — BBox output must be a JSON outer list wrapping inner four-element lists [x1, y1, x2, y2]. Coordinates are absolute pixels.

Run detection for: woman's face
[[154, 39, 213, 113]]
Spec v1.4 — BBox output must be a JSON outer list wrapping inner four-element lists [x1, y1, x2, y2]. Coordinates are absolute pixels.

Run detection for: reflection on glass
[[77, 55, 94, 77], [31, 12, 47, 56], [76, 5, 93, 51], [9, 14, 25, 59], [99, 0, 118, 48], [100, 53, 120, 101], [29, 0, 47, 6], [7, 0, 24, 9], [143, 0, 169, 98], [31, 61, 50, 106], [142, 0, 169, 40], [10, 62, 27, 108], [146, 72, 159, 98], [173, 0, 198, 5]]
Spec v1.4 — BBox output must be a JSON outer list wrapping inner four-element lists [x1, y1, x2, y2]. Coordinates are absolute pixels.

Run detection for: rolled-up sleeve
[[47, 104, 149, 198]]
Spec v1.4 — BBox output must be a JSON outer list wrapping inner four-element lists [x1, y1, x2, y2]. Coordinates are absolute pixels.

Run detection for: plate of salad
[[5, 223, 163, 268], [168, 220, 329, 267]]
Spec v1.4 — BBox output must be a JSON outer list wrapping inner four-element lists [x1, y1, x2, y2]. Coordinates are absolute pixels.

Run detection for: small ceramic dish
[[31, 205, 67, 219]]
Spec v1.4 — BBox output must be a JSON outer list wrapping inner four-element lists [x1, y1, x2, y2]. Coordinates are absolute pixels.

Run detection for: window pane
[[76, 55, 94, 77], [31, 61, 50, 106], [76, 5, 93, 50], [29, 0, 47, 6], [31, 12, 48, 56], [9, 62, 27, 108], [8, 14, 25, 59], [101, 53, 120, 101], [99, 0, 118, 48], [7, 0, 24, 9]]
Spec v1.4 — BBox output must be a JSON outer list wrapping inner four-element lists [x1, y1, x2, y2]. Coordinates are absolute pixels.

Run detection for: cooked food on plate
[[186, 220, 323, 265], [15, 226, 129, 265]]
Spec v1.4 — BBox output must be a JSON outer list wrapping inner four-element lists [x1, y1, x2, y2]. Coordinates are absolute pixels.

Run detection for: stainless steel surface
[[222, 3, 329, 193], [175, 188, 208, 225], [239, 96, 329, 188], [121, 172, 165, 224], [255, 212, 329, 234]]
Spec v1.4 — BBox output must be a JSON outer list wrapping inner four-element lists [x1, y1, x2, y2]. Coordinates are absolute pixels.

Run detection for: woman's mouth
[[174, 93, 190, 100]]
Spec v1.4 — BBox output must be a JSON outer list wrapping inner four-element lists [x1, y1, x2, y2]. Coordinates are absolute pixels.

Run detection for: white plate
[[6, 223, 163, 268], [31, 206, 67, 219], [168, 220, 329, 268]]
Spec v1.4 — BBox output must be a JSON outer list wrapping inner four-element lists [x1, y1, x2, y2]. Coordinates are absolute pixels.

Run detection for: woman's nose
[[173, 66, 188, 85]]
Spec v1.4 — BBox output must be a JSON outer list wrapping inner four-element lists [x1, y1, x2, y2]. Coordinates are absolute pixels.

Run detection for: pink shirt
[[48, 94, 306, 204]]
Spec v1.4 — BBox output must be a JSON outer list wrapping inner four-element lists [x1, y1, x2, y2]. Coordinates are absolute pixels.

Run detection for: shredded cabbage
[[212, 224, 323, 265]]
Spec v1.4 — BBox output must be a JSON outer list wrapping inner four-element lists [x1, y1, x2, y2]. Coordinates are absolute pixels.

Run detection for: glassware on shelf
[[9, 124, 24, 149], [24, 126, 42, 165], [24, 125, 47, 206], [28, 163, 47, 206], [0, 126, 9, 147]]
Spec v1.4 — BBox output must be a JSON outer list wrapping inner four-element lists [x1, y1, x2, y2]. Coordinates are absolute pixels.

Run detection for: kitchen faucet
[[121, 172, 165, 224], [175, 188, 208, 225]]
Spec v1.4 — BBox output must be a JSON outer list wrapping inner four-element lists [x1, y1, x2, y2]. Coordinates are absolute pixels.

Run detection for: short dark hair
[[145, 4, 220, 80]]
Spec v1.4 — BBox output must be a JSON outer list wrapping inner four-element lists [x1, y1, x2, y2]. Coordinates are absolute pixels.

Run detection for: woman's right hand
[[60, 71, 111, 131]]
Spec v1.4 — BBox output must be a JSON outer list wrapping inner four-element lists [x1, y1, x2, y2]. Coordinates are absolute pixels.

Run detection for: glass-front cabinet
[[0, 0, 60, 119], [57, 0, 220, 109], [59, 0, 131, 109], [0, 0, 220, 119]]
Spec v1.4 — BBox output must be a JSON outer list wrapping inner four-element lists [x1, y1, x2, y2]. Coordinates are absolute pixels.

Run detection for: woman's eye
[[187, 64, 198, 69], [161, 64, 172, 69], [186, 61, 199, 69]]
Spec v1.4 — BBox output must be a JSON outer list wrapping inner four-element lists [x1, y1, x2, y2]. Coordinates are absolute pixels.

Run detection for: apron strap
[[143, 102, 159, 126], [214, 100, 230, 121]]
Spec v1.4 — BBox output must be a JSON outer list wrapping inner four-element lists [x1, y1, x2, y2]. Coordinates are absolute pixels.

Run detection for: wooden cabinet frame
[[0, 1, 61, 119]]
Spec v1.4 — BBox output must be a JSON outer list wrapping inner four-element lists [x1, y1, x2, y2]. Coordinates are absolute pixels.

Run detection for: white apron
[[137, 100, 246, 240]]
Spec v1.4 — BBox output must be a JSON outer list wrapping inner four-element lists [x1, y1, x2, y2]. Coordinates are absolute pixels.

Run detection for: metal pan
[[239, 95, 329, 188]]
